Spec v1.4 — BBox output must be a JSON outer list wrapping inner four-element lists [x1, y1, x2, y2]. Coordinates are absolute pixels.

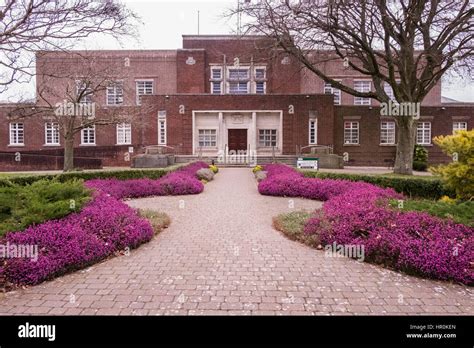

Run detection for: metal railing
[[297, 145, 334, 156]]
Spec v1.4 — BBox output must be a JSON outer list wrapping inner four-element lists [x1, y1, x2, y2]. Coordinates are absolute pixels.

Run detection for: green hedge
[[301, 171, 454, 199], [0, 167, 178, 187]]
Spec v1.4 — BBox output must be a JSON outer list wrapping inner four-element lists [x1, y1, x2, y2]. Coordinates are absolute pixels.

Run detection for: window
[[344, 121, 359, 144], [116, 123, 132, 145], [416, 122, 431, 145], [324, 82, 341, 105], [211, 68, 222, 80], [81, 126, 96, 145], [136, 80, 153, 105], [198, 129, 217, 147], [255, 81, 265, 94], [354, 81, 371, 105], [453, 122, 467, 134], [228, 68, 249, 80], [211, 81, 222, 94], [380, 121, 395, 145], [211, 65, 266, 94], [158, 116, 166, 145], [255, 68, 266, 80], [228, 81, 249, 94], [45, 122, 60, 145], [259, 129, 277, 147], [76, 80, 93, 104], [309, 119, 317, 145], [384, 82, 395, 101], [9, 123, 24, 145], [106, 81, 123, 105]]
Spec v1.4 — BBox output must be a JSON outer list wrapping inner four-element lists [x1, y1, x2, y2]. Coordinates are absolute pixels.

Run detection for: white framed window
[[380, 121, 396, 145], [116, 123, 132, 145], [254, 67, 266, 94], [198, 129, 217, 147], [136, 80, 153, 105], [323, 81, 341, 105], [228, 81, 249, 94], [254, 67, 266, 80], [344, 121, 359, 144], [453, 121, 467, 134], [45, 122, 60, 145], [81, 126, 96, 145], [416, 122, 431, 145], [211, 81, 222, 94], [354, 81, 371, 105], [106, 81, 123, 105], [384, 82, 395, 101], [76, 80, 93, 104], [158, 116, 167, 145], [228, 68, 249, 80], [309, 119, 317, 145], [211, 67, 222, 80], [9, 123, 24, 145], [255, 81, 265, 94], [258, 129, 277, 147]]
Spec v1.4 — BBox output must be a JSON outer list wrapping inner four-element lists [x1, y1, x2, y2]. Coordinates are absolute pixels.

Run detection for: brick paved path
[[0, 168, 472, 315]]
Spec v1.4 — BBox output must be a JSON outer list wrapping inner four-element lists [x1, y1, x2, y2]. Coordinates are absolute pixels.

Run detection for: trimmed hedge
[[0, 167, 180, 187], [301, 171, 453, 199]]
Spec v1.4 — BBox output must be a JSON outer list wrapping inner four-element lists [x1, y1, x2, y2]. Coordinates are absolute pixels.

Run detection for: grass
[[389, 199, 474, 226], [272, 211, 320, 247], [139, 210, 171, 233]]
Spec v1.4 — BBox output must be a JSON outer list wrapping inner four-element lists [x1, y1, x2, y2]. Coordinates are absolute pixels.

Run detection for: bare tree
[[0, 0, 139, 93], [10, 53, 146, 171], [233, 0, 473, 174]]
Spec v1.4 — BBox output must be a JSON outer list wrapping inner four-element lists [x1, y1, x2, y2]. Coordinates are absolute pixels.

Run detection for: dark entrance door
[[228, 129, 247, 152]]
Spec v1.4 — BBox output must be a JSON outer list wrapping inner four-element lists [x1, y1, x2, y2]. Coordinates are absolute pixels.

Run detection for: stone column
[[218, 112, 224, 153], [251, 112, 257, 153]]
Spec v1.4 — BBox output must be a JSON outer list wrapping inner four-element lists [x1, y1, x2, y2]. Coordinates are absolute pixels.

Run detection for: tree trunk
[[63, 136, 74, 172], [394, 117, 416, 175]]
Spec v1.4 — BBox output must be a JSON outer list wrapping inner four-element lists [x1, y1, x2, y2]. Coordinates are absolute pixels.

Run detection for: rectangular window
[[116, 123, 132, 145], [211, 81, 222, 94], [258, 129, 277, 147], [384, 82, 395, 101], [81, 126, 96, 145], [416, 122, 431, 145], [198, 129, 217, 147], [106, 81, 123, 105], [354, 81, 371, 105], [228, 81, 249, 94], [45, 122, 60, 145], [211, 67, 222, 80], [324, 82, 341, 105], [254, 68, 266, 80], [344, 121, 359, 144], [136, 80, 153, 105], [158, 117, 166, 145], [380, 121, 395, 145], [9, 123, 24, 145], [76, 80, 93, 104], [228, 68, 249, 80], [309, 119, 317, 145], [255, 81, 265, 94], [453, 121, 467, 134]]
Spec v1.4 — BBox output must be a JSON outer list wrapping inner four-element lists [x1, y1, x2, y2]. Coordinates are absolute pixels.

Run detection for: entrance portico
[[192, 110, 283, 156]]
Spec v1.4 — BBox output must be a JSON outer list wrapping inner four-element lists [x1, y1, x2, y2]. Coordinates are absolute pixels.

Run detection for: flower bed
[[0, 162, 210, 287], [0, 192, 154, 286], [85, 161, 208, 199], [259, 164, 474, 285]]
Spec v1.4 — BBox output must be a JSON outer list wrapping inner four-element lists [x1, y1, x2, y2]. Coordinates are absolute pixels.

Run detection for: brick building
[[0, 35, 472, 170]]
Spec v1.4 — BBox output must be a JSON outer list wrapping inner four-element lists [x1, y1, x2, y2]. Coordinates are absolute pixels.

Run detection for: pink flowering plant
[[259, 164, 473, 285], [0, 162, 209, 287]]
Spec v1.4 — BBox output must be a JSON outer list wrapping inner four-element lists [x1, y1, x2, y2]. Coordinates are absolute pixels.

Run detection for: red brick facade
[[0, 35, 472, 170]]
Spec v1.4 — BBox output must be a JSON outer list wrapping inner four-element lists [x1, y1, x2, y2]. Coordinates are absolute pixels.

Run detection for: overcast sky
[[1, 0, 472, 102]]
